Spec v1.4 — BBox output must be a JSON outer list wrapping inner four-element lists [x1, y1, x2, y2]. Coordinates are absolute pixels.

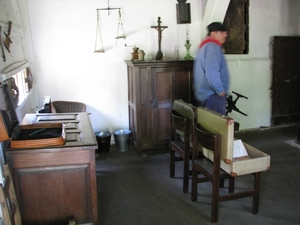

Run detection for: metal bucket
[[95, 131, 111, 153], [113, 129, 131, 152]]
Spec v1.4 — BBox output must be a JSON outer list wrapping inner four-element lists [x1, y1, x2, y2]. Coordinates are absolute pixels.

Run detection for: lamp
[[176, 1, 193, 60]]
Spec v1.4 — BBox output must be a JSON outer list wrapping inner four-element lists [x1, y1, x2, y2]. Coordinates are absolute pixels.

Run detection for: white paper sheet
[[233, 139, 248, 158]]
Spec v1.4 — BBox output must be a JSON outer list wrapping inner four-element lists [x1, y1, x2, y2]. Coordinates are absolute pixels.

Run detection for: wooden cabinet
[[5, 113, 98, 225], [125, 60, 195, 154]]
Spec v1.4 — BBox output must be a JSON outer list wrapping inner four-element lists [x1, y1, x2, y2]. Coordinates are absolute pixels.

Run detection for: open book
[[233, 139, 250, 160]]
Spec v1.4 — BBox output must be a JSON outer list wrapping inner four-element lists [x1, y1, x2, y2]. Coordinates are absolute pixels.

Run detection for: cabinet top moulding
[[125, 59, 194, 67]]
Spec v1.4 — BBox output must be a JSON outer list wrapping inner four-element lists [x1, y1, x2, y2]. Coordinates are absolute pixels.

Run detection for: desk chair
[[191, 120, 262, 223], [170, 99, 196, 193], [51, 101, 86, 113]]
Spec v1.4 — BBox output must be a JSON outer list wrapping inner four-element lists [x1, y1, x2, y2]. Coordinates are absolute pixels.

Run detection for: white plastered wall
[[1, 0, 300, 132]]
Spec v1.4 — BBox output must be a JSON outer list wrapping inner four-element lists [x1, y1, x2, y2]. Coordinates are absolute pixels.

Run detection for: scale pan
[[94, 49, 105, 53], [116, 36, 126, 39]]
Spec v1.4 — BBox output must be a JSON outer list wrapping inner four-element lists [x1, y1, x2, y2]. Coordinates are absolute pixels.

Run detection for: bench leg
[[252, 172, 261, 214]]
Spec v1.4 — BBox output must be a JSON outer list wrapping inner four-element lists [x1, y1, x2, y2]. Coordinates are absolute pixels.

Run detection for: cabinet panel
[[152, 68, 173, 147], [139, 67, 150, 106], [155, 108, 171, 143], [141, 109, 151, 147], [128, 66, 134, 103], [173, 70, 192, 102], [155, 71, 172, 105], [128, 106, 136, 141], [16, 165, 90, 225]]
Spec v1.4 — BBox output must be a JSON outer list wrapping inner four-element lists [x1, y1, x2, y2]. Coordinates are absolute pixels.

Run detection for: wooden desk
[[5, 113, 98, 225]]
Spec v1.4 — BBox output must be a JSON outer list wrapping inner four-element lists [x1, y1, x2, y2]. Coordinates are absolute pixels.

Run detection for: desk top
[[19, 112, 97, 147]]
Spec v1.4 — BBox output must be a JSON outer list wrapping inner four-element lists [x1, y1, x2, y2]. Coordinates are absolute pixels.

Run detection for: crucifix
[[151, 17, 168, 60]]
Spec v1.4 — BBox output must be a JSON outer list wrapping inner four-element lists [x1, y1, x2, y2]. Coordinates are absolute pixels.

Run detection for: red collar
[[199, 37, 222, 48]]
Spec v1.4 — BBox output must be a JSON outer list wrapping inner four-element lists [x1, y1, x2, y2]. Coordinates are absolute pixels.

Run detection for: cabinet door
[[151, 66, 193, 146]]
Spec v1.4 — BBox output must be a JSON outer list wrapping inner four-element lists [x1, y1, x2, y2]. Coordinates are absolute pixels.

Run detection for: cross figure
[[151, 17, 168, 60]]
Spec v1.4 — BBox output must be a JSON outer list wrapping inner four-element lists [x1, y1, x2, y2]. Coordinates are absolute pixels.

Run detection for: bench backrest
[[196, 107, 234, 163]]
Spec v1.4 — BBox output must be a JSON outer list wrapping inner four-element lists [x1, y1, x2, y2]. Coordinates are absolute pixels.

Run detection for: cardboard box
[[197, 107, 270, 176]]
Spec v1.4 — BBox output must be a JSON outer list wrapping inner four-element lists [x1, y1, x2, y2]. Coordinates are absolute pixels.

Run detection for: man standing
[[193, 22, 229, 115]]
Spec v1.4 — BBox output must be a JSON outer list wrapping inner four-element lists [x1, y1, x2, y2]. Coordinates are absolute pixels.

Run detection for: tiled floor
[[95, 125, 300, 225]]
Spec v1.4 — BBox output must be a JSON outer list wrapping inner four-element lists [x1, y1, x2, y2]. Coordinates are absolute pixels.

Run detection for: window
[[12, 68, 30, 105], [4, 67, 33, 107]]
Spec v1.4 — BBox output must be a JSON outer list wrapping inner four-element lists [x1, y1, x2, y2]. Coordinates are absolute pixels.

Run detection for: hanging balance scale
[[94, 0, 126, 53]]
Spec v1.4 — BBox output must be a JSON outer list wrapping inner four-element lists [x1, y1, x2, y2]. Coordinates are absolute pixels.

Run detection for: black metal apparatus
[[226, 91, 248, 116]]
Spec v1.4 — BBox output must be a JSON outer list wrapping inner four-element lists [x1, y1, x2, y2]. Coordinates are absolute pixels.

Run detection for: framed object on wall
[[176, 3, 191, 24]]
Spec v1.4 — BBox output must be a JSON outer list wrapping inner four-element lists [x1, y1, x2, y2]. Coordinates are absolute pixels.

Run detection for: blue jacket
[[193, 38, 229, 101]]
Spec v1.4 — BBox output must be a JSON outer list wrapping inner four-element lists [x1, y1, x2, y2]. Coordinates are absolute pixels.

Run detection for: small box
[[0, 110, 65, 149], [197, 107, 270, 176]]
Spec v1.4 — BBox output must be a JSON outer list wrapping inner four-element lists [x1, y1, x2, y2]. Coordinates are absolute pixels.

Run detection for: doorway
[[271, 36, 300, 126]]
